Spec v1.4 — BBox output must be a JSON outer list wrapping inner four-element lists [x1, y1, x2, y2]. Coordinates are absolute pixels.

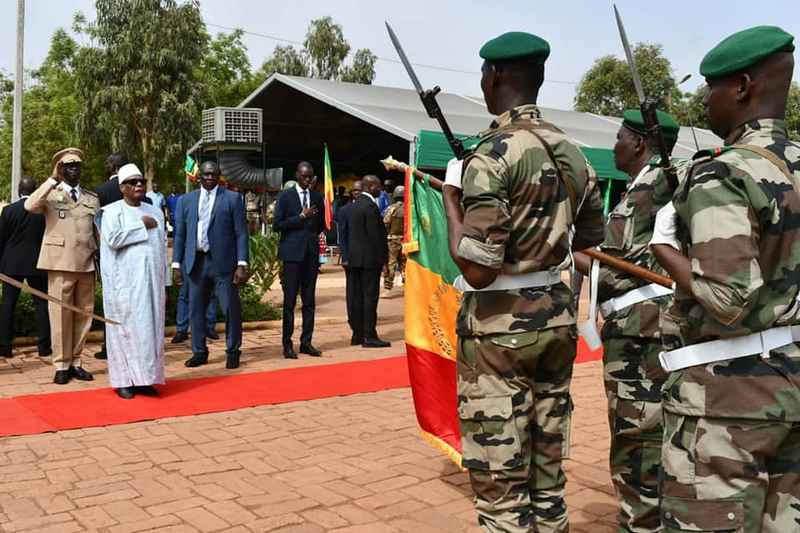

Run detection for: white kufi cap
[[118, 163, 143, 184]]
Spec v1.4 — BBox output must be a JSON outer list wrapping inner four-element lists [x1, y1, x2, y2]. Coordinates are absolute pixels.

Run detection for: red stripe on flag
[[406, 343, 462, 456]]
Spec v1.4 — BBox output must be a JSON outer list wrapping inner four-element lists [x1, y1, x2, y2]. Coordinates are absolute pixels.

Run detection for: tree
[[0, 29, 111, 200], [198, 29, 259, 108], [73, 0, 207, 185], [303, 17, 350, 80], [672, 87, 709, 131], [574, 43, 677, 117], [785, 82, 800, 141], [341, 49, 377, 85], [254, 17, 375, 84], [256, 45, 309, 78]]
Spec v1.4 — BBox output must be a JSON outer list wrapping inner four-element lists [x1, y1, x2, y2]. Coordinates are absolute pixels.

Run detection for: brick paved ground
[[0, 268, 615, 532]]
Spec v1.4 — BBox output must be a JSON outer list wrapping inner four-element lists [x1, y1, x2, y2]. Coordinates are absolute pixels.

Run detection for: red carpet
[[0, 343, 602, 439], [0, 356, 411, 438]]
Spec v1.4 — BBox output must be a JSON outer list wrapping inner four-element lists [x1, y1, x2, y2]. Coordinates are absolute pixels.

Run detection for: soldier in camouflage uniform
[[383, 185, 405, 290], [443, 32, 604, 532], [576, 110, 685, 532], [651, 26, 800, 532]]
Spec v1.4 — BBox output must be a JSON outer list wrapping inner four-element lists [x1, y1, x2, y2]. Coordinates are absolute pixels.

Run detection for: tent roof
[[235, 74, 720, 158]]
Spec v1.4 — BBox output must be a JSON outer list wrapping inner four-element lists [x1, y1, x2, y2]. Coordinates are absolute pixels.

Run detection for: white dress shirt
[[295, 184, 310, 210], [57, 181, 82, 201]]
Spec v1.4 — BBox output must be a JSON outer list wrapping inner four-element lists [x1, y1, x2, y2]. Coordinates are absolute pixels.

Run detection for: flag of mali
[[402, 167, 463, 466]]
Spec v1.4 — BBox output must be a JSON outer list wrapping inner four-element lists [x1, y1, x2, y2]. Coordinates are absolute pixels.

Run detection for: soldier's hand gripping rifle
[[613, 5, 679, 192], [385, 22, 465, 160]]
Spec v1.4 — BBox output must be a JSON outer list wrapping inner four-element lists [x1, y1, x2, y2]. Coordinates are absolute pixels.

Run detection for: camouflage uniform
[[457, 104, 604, 532], [383, 200, 405, 289], [598, 159, 688, 532], [661, 119, 800, 532]]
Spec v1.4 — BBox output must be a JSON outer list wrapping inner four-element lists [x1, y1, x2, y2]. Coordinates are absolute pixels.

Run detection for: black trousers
[[0, 275, 51, 356], [344, 266, 358, 338], [349, 267, 381, 340], [281, 259, 319, 348]]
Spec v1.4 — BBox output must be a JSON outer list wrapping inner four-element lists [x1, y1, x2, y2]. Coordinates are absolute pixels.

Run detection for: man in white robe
[[99, 164, 166, 399]]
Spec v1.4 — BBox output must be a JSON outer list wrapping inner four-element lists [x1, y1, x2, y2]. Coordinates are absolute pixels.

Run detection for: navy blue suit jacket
[[273, 187, 324, 263], [172, 187, 249, 276], [335, 200, 354, 264]]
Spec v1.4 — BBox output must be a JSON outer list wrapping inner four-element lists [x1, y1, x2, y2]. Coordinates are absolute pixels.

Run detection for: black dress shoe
[[116, 387, 135, 399], [135, 385, 158, 396], [362, 338, 391, 348], [207, 331, 220, 341], [53, 370, 71, 385], [299, 344, 322, 357], [94, 349, 107, 360], [69, 366, 94, 381], [185, 354, 208, 367], [0, 346, 12, 358], [226, 351, 240, 369], [171, 331, 189, 344], [39, 348, 52, 358], [283, 348, 298, 359], [350, 335, 362, 346]]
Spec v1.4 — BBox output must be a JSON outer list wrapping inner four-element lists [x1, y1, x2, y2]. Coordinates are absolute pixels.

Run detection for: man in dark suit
[[172, 161, 249, 369], [335, 180, 362, 345], [0, 177, 51, 358], [348, 175, 391, 348], [273, 161, 324, 359]]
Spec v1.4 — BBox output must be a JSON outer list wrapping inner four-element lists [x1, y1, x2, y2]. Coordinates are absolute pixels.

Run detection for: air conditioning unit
[[202, 107, 262, 145]]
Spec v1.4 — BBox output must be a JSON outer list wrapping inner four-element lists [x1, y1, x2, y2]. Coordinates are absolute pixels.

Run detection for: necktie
[[70, 188, 78, 202], [199, 191, 210, 252], [302, 190, 308, 209]]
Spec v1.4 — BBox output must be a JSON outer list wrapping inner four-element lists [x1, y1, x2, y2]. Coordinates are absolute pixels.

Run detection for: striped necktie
[[302, 190, 308, 209], [199, 191, 210, 252]]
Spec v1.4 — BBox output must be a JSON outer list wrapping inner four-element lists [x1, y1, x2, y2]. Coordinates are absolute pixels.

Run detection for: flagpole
[[11, 0, 25, 202]]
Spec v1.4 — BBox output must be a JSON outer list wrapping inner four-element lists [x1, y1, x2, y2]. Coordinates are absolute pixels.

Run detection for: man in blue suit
[[172, 161, 249, 369], [273, 161, 324, 359]]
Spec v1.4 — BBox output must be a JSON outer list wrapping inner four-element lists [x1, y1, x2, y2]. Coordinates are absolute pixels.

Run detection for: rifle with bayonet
[[385, 22, 465, 160], [613, 4, 679, 192]]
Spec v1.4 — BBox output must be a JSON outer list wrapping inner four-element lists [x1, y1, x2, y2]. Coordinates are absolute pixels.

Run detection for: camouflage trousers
[[457, 326, 576, 533], [661, 412, 800, 532], [602, 336, 666, 533], [383, 238, 405, 289]]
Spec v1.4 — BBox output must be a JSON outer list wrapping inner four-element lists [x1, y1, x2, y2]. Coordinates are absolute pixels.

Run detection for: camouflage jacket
[[383, 201, 404, 238], [457, 104, 604, 337], [599, 159, 689, 339], [666, 119, 800, 419]]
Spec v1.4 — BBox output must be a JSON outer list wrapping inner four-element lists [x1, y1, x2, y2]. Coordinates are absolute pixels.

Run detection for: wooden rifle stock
[[581, 248, 673, 289]]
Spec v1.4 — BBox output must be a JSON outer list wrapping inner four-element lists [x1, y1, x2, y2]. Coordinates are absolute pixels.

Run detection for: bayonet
[[385, 22, 465, 159], [613, 5, 679, 190]]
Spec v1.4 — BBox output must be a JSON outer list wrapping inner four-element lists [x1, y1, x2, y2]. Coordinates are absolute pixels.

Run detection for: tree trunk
[[141, 133, 155, 191]]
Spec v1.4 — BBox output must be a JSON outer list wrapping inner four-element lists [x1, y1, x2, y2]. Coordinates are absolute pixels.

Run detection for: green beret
[[700, 26, 794, 79], [480, 32, 550, 63], [622, 109, 680, 143]]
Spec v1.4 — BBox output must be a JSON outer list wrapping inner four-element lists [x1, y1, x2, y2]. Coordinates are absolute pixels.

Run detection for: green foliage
[[257, 45, 310, 78], [784, 82, 800, 142], [248, 232, 282, 298], [256, 17, 375, 85], [341, 49, 378, 85], [74, 0, 207, 185], [574, 43, 677, 117], [198, 29, 260, 109], [304, 17, 350, 80]]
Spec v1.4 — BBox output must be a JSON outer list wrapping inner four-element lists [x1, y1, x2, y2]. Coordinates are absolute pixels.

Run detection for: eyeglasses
[[123, 179, 146, 187]]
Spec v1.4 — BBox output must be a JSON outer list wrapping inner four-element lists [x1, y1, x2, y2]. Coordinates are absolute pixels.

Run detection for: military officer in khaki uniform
[[382, 185, 405, 290], [25, 148, 98, 384]]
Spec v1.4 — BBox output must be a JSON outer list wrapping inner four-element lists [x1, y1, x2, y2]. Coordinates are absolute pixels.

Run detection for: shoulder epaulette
[[83, 189, 98, 198]]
